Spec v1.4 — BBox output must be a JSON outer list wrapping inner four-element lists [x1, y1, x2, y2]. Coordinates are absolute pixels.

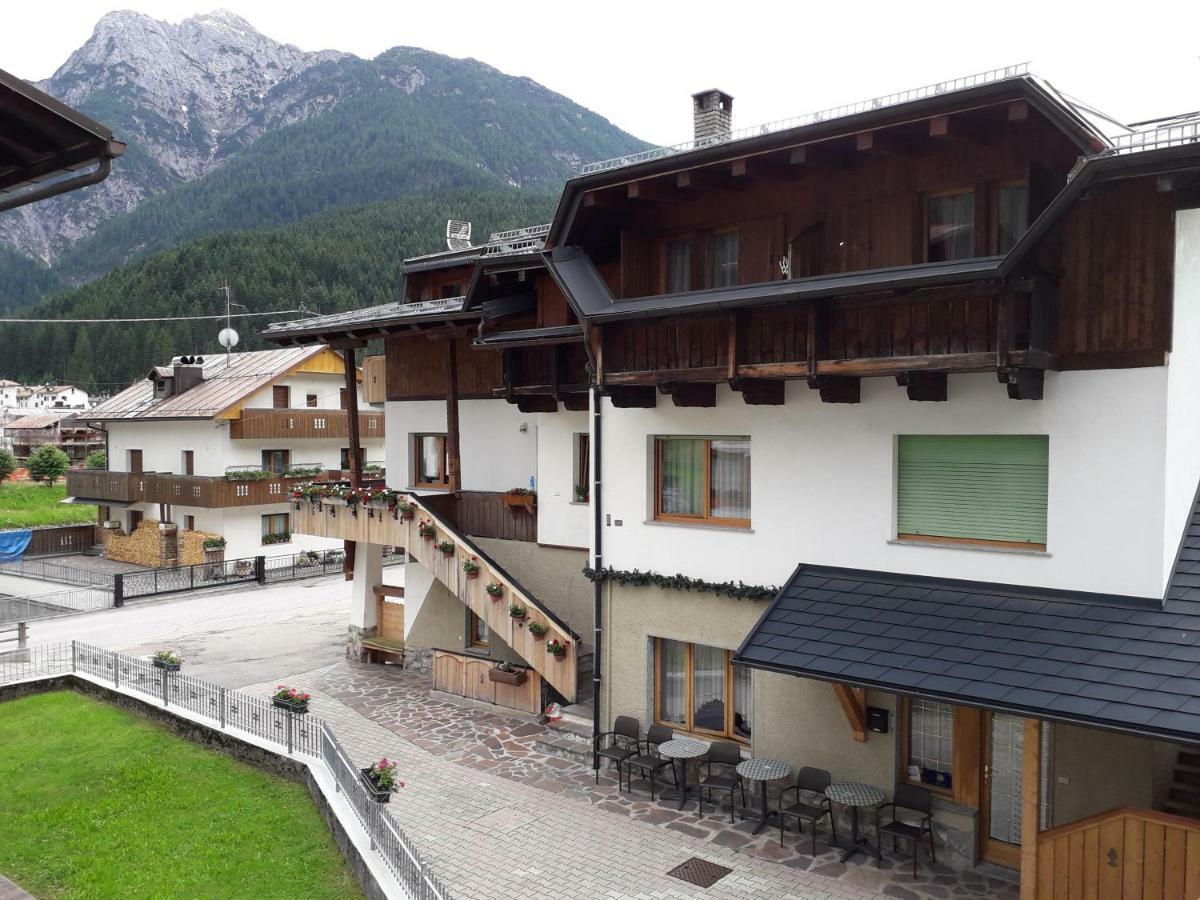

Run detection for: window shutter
[[897, 435, 1048, 545]]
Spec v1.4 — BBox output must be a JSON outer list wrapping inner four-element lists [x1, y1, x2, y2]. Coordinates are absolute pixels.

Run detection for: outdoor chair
[[622, 723, 677, 799], [876, 783, 936, 877], [697, 740, 746, 823], [594, 715, 640, 786], [778, 766, 836, 855]]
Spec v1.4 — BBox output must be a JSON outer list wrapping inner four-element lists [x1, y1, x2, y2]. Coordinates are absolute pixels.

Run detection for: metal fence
[[120, 557, 262, 600], [0, 557, 116, 589], [0, 641, 449, 900], [0, 587, 112, 626]]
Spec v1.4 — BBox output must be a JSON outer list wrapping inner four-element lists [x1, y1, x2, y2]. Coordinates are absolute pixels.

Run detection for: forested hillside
[[0, 190, 555, 390]]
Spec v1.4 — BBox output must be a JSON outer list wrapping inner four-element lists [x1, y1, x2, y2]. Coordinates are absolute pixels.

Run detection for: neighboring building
[[65, 348, 385, 562], [265, 65, 1200, 884], [26, 385, 91, 411], [3, 412, 103, 461]]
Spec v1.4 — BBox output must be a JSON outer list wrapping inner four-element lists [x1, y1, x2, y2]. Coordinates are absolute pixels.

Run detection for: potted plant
[[485, 582, 504, 600], [527, 621, 549, 640], [509, 602, 527, 621], [272, 685, 311, 714], [151, 649, 182, 671], [359, 756, 403, 803], [487, 661, 527, 686], [436, 540, 455, 557], [202, 537, 226, 550], [417, 520, 436, 541], [462, 555, 480, 580], [574, 484, 589, 503], [397, 501, 415, 521], [502, 487, 537, 511], [546, 638, 570, 659]]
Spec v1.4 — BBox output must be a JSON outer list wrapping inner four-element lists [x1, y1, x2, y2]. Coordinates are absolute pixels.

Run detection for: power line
[[0, 309, 306, 324]]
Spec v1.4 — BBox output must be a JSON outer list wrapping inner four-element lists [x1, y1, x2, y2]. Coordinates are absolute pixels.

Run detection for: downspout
[[591, 381, 603, 773]]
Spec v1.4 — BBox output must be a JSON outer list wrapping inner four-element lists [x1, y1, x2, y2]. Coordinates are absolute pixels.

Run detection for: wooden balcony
[[66, 469, 324, 509], [291, 493, 578, 700], [228, 408, 385, 441]]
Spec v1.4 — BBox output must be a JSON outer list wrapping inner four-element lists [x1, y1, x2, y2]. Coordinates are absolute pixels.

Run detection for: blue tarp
[[0, 530, 31, 562]]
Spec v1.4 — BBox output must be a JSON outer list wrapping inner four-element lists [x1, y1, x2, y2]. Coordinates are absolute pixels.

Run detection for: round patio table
[[657, 737, 709, 810], [736, 757, 791, 835], [825, 781, 885, 863]]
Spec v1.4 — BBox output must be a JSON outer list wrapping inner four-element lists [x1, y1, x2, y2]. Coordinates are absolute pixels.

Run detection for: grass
[[0, 691, 361, 899], [0, 482, 96, 529]]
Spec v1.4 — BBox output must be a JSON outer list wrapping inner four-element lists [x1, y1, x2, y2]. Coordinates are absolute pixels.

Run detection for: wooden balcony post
[[1020, 717, 1042, 900], [445, 337, 461, 492], [343, 346, 363, 488]]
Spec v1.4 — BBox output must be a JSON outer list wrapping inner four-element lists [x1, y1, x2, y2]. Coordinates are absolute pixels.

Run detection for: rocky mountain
[[0, 9, 643, 270]]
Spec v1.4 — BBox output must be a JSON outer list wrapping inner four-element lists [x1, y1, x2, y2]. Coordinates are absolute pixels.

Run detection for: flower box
[[273, 696, 310, 714], [152, 658, 181, 672], [359, 767, 393, 803], [502, 491, 536, 511], [487, 667, 527, 686]]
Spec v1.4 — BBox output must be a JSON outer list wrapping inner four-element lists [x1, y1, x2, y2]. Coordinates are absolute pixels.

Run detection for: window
[[903, 698, 954, 790], [181, 450, 194, 476], [573, 433, 590, 503], [261, 512, 290, 544], [468, 610, 490, 649], [413, 434, 449, 489], [708, 231, 739, 288], [128, 510, 143, 534], [654, 436, 750, 527], [184, 515, 195, 531], [261, 449, 290, 474], [340, 447, 365, 471], [128, 449, 143, 474], [925, 189, 976, 261], [306, 393, 318, 408], [664, 238, 692, 293], [654, 638, 751, 741], [897, 435, 1048, 549], [272, 385, 290, 409], [993, 182, 1029, 254]]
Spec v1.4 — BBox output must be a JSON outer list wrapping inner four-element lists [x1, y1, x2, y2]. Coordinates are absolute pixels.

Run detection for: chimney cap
[[691, 88, 734, 100]]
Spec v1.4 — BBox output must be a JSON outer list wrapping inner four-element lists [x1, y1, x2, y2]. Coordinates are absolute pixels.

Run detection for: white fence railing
[[0, 641, 448, 900]]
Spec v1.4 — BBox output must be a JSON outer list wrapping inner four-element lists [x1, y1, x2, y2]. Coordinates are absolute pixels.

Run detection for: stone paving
[[247, 660, 1020, 900]]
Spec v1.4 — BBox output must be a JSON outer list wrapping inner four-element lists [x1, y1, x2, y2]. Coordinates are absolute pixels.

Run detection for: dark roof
[[0, 67, 125, 211], [262, 298, 478, 345], [474, 325, 584, 350], [734, 488, 1200, 744], [545, 248, 1002, 323]]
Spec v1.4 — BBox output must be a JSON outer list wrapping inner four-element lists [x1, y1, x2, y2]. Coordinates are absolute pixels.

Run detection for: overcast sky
[[3, 2, 1199, 146]]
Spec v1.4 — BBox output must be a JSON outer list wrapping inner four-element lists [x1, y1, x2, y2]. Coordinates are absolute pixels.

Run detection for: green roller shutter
[[897, 435, 1048, 546]]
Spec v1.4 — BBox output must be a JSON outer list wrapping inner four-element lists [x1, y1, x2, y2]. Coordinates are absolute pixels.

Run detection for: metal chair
[[697, 740, 746, 823], [593, 715, 640, 785], [778, 766, 837, 855], [622, 723, 677, 799], [876, 783, 936, 877]]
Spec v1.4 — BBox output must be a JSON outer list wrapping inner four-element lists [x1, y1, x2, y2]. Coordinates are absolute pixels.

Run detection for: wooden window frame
[[653, 436, 750, 528], [412, 433, 449, 490], [989, 179, 1029, 255], [574, 433, 590, 503], [261, 448, 290, 475], [260, 512, 290, 544], [707, 228, 740, 289], [658, 234, 695, 295], [272, 385, 290, 409], [922, 187, 976, 263], [468, 610, 490, 650], [898, 697, 983, 809], [306, 393, 318, 408], [652, 637, 749, 744], [183, 514, 195, 531], [181, 450, 194, 476]]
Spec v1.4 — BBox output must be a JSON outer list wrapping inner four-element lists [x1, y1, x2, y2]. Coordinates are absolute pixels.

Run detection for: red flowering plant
[[417, 520, 436, 540], [545, 639, 570, 658], [367, 756, 404, 792], [462, 555, 481, 579], [273, 685, 311, 706]]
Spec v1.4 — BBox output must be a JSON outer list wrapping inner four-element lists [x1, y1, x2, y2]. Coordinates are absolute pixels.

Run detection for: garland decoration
[[582, 566, 777, 601]]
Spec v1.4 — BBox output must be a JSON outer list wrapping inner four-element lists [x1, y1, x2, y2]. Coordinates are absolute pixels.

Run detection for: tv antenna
[[216, 280, 243, 368]]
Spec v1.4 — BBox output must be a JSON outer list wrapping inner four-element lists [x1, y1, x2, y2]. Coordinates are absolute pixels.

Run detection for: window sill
[[654, 724, 751, 750], [888, 538, 1050, 558], [643, 519, 754, 534], [569, 500, 590, 507]]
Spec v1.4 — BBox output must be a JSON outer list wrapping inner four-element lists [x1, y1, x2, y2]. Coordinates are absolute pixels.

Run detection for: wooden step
[[1163, 799, 1200, 820], [1178, 751, 1200, 770], [1169, 782, 1200, 803]]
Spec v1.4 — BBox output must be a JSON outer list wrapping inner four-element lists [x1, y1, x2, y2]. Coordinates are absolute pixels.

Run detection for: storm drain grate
[[667, 857, 733, 888]]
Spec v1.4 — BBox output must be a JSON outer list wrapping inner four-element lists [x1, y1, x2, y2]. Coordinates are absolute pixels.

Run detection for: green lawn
[[0, 482, 96, 529], [0, 691, 361, 899]]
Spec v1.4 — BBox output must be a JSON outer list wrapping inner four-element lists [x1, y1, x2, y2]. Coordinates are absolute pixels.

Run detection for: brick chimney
[[692, 89, 734, 145]]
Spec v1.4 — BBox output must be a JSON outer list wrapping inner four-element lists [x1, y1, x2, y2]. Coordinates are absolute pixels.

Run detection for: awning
[[475, 325, 584, 350], [61, 497, 130, 508], [734, 489, 1200, 745]]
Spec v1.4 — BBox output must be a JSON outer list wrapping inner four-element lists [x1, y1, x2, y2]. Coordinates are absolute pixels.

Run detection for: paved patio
[[249, 660, 1019, 900]]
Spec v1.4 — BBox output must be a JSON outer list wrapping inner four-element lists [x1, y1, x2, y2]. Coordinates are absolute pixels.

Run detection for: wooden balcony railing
[[1034, 806, 1200, 899], [291, 492, 578, 700], [228, 408, 385, 441], [66, 469, 326, 509]]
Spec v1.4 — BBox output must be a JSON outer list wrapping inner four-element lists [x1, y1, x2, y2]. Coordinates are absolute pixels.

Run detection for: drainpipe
[[591, 383, 603, 773]]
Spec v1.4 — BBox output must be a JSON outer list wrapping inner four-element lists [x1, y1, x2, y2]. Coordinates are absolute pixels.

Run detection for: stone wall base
[[404, 647, 433, 675], [345, 624, 378, 662]]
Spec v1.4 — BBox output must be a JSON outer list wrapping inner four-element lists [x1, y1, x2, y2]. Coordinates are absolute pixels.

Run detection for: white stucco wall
[[107, 420, 229, 475], [384, 399, 538, 493], [1163, 208, 1200, 587], [240, 372, 349, 410], [536, 408, 590, 549], [599, 369, 1169, 599]]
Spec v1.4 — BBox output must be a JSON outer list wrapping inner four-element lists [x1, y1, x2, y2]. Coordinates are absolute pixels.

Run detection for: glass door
[[980, 713, 1051, 867]]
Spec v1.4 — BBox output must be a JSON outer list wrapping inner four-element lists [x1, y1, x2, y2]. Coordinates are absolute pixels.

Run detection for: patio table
[[825, 781, 885, 863], [736, 757, 791, 835], [657, 737, 709, 810]]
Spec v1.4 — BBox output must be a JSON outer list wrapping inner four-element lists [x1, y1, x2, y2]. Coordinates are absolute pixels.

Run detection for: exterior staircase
[[1163, 749, 1200, 820], [536, 700, 595, 766]]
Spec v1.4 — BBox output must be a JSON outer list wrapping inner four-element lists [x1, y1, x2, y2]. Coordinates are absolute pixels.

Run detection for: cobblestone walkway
[[246, 662, 1019, 900]]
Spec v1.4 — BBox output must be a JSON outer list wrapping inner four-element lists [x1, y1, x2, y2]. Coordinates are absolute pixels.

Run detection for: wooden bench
[[361, 635, 405, 665]]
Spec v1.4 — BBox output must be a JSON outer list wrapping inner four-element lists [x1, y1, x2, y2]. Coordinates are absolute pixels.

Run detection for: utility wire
[[0, 309, 305, 324]]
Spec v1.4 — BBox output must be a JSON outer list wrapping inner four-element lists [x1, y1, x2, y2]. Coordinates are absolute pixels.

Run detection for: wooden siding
[[229, 408, 384, 441], [361, 355, 386, 403], [407, 265, 473, 302], [422, 491, 538, 543], [1035, 807, 1200, 900], [432, 649, 542, 716], [21, 523, 98, 556], [536, 275, 574, 328], [385, 334, 502, 401], [65, 469, 323, 509]]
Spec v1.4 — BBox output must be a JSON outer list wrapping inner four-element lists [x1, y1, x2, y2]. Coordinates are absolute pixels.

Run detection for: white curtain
[[657, 639, 686, 725], [692, 644, 726, 732], [733, 664, 752, 739], [709, 439, 750, 520]]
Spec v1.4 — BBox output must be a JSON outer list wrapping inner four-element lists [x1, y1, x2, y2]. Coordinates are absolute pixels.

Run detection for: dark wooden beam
[[661, 383, 716, 408], [582, 189, 625, 209], [855, 129, 914, 156], [604, 366, 727, 386], [808, 375, 860, 404], [929, 113, 988, 144], [445, 338, 461, 491], [627, 180, 673, 201], [732, 378, 785, 405], [788, 145, 842, 167], [606, 386, 656, 408], [1000, 368, 1044, 400], [562, 394, 589, 412], [896, 371, 947, 402], [517, 396, 558, 413], [832, 684, 868, 742]]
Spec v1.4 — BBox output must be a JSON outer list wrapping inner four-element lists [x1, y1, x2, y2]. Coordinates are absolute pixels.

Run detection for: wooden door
[[980, 711, 1027, 867], [462, 657, 495, 703], [182, 450, 194, 475], [128, 449, 143, 474], [272, 385, 290, 409]]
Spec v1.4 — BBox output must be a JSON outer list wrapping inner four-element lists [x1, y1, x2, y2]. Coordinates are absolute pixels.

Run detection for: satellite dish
[[218, 328, 239, 349], [446, 219, 472, 251]]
